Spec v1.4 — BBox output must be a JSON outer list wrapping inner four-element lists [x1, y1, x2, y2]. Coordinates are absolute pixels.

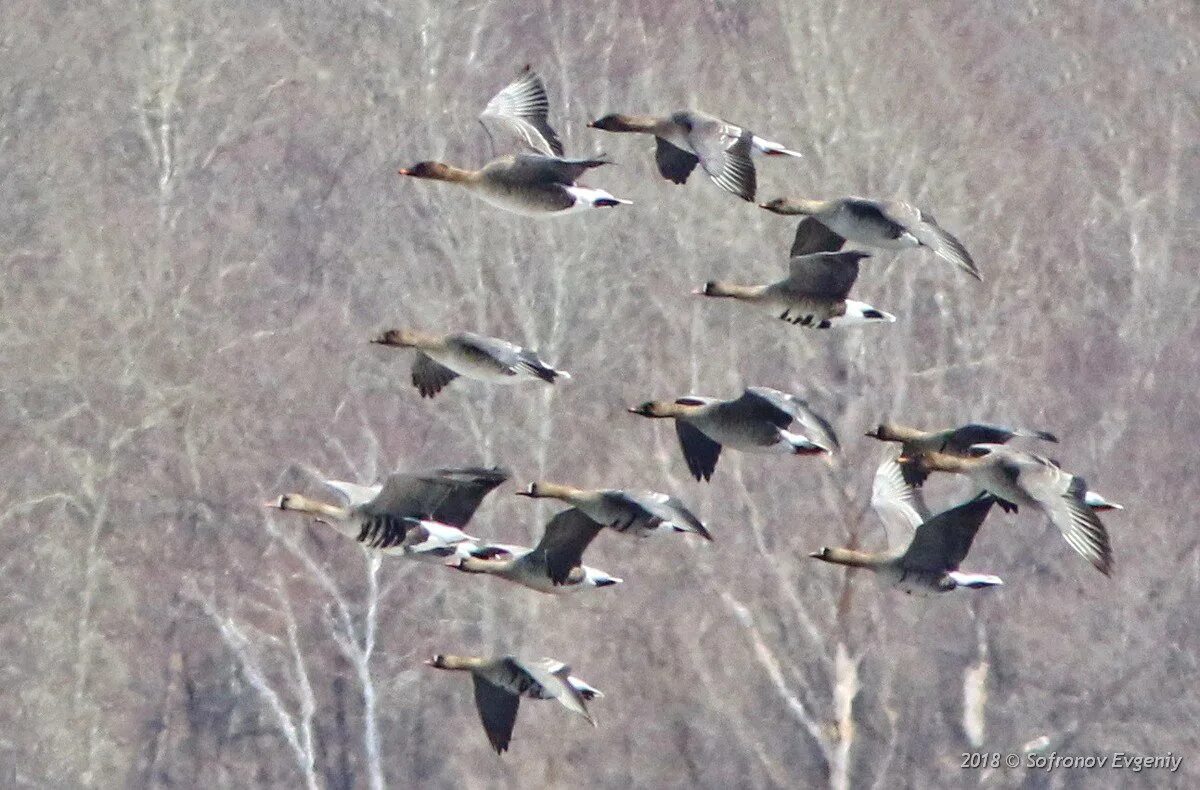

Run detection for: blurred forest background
[[2, 0, 1198, 787]]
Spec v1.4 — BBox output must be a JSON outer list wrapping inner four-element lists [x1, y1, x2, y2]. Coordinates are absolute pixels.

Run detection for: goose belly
[[474, 182, 573, 217], [689, 417, 781, 452], [823, 209, 916, 249], [884, 568, 948, 596]]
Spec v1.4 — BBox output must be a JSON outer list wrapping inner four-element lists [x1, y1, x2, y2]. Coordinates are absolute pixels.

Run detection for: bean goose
[[628, 387, 839, 481], [588, 110, 800, 202], [760, 197, 981, 280], [901, 445, 1113, 576], [266, 466, 508, 560], [371, 329, 570, 398], [695, 251, 895, 328], [516, 482, 712, 539], [866, 421, 1058, 486], [400, 67, 629, 216], [425, 654, 600, 754], [447, 507, 622, 593], [809, 455, 1003, 594], [397, 155, 630, 216]]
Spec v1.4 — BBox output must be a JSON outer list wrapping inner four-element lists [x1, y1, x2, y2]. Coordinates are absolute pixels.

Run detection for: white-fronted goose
[[266, 466, 508, 560], [695, 250, 895, 328], [866, 421, 1058, 486], [809, 455, 1003, 594], [372, 329, 570, 398], [478, 66, 564, 157], [516, 482, 711, 540], [901, 445, 1113, 575], [588, 110, 800, 201], [397, 155, 630, 216], [447, 508, 622, 593], [760, 197, 981, 280], [628, 387, 839, 481], [425, 654, 599, 753]]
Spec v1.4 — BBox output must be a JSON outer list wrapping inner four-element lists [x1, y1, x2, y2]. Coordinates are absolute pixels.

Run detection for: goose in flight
[[425, 654, 600, 753], [866, 421, 1058, 486], [265, 466, 508, 560], [900, 445, 1113, 576], [695, 250, 895, 328], [760, 197, 980, 280], [399, 67, 629, 216], [516, 482, 711, 540], [588, 110, 800, 201], [372, 328, 570, 398], [447, 507, 622, 593], [628, 387, 838, 481], [809, 455, 1003, 594]]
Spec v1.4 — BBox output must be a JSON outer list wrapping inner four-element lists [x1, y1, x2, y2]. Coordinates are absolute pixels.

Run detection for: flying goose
[[900, 445, 1113, 576], [516, 482, 711, 540], [400, 68, 629, 216], [371, 329, 570, 398], [587, 110, 800, 202], [760, 197, 981, 280], [447, 507, 622, 593], [809, 455, 1003, 594], [266, 466, 508, 560], [695, 250, 895, 328], [397, 155, 630, 216], [628, 387, 839, 481], [866, 421, 1058, 486], [425, 654, 600, 754]]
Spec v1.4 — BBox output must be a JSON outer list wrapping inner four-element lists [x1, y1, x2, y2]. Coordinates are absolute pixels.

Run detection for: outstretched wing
[[901, 495, 996, 572], [783, 252, 868, 300], [479, 65, 564, 156], [790, 217, 846, 257], [682, 113, 756, 201], [675, 420, 722, 481], [531, 508, 606, 584], [871, 453, 930, 547], [411, 352, 458, 398], [366, 466, 508, 527], [733, 387, 840, 451], [880, 200, 980, 280], [471, 675, 521, 754], [654, 137, 700, 184]]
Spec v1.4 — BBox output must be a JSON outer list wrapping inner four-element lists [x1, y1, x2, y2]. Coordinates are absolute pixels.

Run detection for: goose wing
[[680, 112, 756, 201], [411, 352, 458, 398], [870, 453, 930, 547], [730, 387, 840, 451], [654, 137, 700, 184], [942, 423, 1058, 454], [471, 674, 521, 754], [531, 508, 606, 585], [322, 480, 382, 508], [456, 333, 560, 383], [901, 495, 996, 572], [879, 200, 980, 280], [784, 252, 868, 300], [1014, 455, 1113, 576], [622, 490, 711, 540], [365, 466, 508, 527], [520, 657, 594, 724], [504, 153, 610, 186], [790, 217, 846, 257], [479, 66, 564, 156], [674, 419, 722, 481]]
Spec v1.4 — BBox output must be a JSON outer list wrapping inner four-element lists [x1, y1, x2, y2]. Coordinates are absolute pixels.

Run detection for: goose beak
[[264, 497, 284, 509], [514, 485, 536, 498], [422, 658, 436, 666], [586, 121, 597, 129], [397, 168, 412, 176], [691, 287, 705, 295], [896, 455, 912, 464]]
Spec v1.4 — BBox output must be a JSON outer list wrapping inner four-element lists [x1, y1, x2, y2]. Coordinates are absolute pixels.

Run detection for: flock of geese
[[266, 67, 1123, 754]]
